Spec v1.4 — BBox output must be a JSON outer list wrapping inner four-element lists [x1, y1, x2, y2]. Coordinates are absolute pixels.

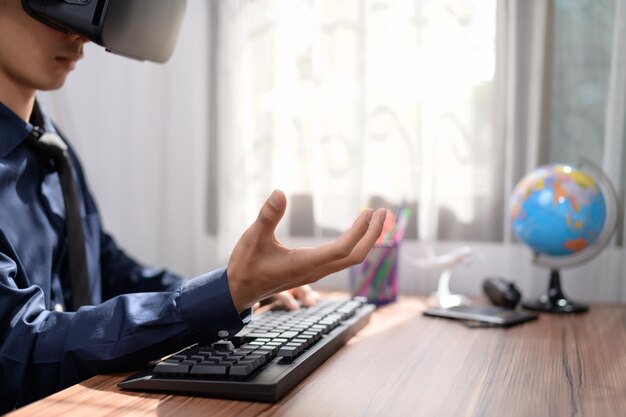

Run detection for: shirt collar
[[0, 99, 57, 158]]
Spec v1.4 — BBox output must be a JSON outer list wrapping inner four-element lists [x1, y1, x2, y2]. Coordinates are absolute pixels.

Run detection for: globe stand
[[522, 269, 588, 313]]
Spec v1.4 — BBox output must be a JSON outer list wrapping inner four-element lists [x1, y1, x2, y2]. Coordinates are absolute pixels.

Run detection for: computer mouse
[[482, 276, 521, 309]]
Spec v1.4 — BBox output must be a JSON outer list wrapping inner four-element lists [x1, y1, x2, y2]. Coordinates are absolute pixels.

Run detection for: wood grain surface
[[7, 296, 626, 417]]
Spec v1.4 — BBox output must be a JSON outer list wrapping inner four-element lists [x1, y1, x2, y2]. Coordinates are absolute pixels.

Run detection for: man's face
[[0, 0, 87, 92]]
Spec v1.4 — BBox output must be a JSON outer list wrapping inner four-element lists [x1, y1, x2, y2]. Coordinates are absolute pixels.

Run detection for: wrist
[[225, 268, 247, 313]]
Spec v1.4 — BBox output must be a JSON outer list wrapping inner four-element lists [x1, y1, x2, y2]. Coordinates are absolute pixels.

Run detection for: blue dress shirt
[[0, 100, 248, 413]]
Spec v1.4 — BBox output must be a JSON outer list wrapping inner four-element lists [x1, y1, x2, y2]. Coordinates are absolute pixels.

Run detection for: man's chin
[[37, 75, 69, 91]]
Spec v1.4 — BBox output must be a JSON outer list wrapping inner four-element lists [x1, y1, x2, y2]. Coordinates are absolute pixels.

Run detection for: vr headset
[[21, 0, 187, 63]]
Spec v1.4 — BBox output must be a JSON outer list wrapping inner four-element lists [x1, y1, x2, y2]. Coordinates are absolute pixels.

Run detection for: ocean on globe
[[510, 164, 607, 257]]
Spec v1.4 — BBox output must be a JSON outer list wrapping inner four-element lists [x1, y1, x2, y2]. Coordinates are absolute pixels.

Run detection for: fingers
[[291, 285, 320, 307], [268, 286, 320, 311], [252, 300, 277, 315], [252, 189, 287, 237], [305, 208, 387, 281], [288, 208, 377, 270], [272, 291, 301, 310]]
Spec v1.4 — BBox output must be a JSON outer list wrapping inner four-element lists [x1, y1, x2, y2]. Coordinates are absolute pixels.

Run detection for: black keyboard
[[118, 298, 374, 402]]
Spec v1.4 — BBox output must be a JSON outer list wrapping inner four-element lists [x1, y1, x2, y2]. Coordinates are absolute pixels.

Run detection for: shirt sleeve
[[0, 247, 249, 413]]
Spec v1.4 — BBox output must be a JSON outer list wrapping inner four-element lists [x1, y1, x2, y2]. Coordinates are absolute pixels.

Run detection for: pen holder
[[350, 242, 399, 305]]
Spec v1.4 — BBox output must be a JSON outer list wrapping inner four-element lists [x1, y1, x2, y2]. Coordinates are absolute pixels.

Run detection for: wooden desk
[[8, 297, 626, 417]]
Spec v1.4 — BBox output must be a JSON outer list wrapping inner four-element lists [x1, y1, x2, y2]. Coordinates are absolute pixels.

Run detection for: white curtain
[[213, 0, 502, 259], [497, 0, 552, 243]]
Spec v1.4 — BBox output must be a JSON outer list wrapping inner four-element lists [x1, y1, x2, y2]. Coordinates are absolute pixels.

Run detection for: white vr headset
[[21, 0, 187, 63]]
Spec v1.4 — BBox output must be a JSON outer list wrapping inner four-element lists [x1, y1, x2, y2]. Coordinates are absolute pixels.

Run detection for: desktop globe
[[511, 164, 607, 257], [510, 162, 619, 313]]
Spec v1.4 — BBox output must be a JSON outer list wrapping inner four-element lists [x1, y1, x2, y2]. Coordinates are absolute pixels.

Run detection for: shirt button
[[217, 330, 229, 338], [54, 303, 64, 312]]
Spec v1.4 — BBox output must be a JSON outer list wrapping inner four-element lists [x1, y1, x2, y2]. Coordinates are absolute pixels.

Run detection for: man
[[0, 0, 386, 412]]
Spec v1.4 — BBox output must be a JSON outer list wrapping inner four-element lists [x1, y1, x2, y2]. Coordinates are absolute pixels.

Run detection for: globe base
[[522, 269, 589, 314], [522, 298, 588, 313]]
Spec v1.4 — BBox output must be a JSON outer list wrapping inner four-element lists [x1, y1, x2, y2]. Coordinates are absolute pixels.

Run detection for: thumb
[[253, 189, 287, 235]]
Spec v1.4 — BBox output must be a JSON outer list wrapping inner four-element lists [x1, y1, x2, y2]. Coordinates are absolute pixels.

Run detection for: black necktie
[[26, 126, 91, 310]]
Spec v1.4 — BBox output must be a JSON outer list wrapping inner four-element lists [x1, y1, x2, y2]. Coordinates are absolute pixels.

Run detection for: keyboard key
[[278, 331, 300, 339], [313, 324, 331, 334], [274, 326, 291, 332], [190, 363, 229, 376], [244, 354, 267, 368], [211, 340, 235, 351], [246, 332, 280, 339], [235, 348, 257, 357], [154, 362, 191, 374], [285, 342, 305, 353], [301, 330, 320, 338], [291, 338, 311, 348], [277, 346, 299, 359], [229, 363, 256, 377], [239, 344, 259, 351], [256, 346, 278, 357]]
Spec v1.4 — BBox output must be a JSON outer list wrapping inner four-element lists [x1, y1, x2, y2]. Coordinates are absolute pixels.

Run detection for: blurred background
[[39, 0, 626, 302]]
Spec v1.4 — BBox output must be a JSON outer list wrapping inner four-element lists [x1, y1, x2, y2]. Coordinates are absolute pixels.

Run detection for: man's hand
[[227, 190, 386, 312], [273, 285, 321, 309], [254, 285, 321, 313]]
